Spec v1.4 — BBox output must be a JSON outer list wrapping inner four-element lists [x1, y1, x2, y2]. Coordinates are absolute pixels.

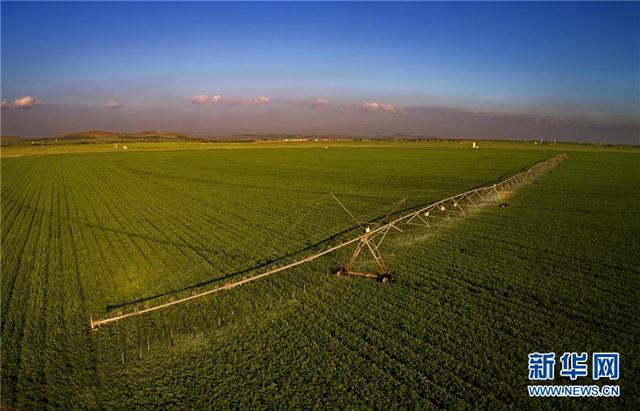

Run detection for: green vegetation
[[1, 142, 638, 408]]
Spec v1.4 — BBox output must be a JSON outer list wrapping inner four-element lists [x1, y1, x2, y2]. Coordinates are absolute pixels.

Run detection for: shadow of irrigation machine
[[90, 153, 567, 330]]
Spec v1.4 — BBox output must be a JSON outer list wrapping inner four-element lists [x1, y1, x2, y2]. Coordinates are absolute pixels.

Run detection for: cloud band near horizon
[[1, 93, 637, 144]]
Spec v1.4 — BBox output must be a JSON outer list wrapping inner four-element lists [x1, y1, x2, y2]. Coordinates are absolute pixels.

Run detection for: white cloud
[[362, 101, 405, 115], [191, 94, 212, 104], [296, 98, 405, 114], [310, 98, 329, 107], [105, 101, 121, 108], [192, 94, 270, 105], [191, 95, 403, 114], [5, 96, 42, 109], [226, 96, 271, 105]]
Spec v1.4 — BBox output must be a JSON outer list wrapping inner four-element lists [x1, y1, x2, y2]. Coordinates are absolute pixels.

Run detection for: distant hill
[[58, 130, 196, 142], [0, 132, 449, 147], [1, 130, 201, 146], [129, 130, 191, 139], [65, 130, 122, 139], [0, 135, 23, 147]]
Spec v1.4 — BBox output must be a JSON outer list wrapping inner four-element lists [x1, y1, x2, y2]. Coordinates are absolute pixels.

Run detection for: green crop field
[[1, 142, 638, 409]]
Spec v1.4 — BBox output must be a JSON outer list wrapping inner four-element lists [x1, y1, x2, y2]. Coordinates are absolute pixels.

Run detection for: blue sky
[[1, 2, 638, 142]]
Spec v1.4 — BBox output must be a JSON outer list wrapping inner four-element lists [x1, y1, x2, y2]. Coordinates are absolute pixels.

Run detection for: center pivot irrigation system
[[90, 153, 567, 330]]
